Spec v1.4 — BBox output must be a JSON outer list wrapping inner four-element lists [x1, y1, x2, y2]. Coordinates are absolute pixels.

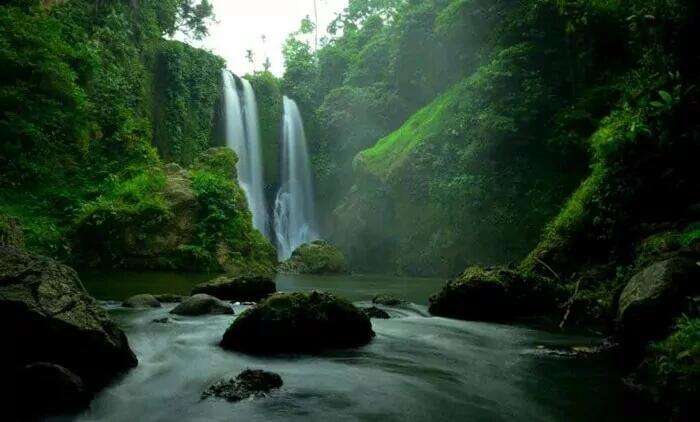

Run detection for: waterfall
[[273, 96, 317, 260], [222, 70, 269, 238]]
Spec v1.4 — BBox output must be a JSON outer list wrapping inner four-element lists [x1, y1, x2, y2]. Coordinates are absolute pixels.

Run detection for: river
[[70, 272, 653, 422]]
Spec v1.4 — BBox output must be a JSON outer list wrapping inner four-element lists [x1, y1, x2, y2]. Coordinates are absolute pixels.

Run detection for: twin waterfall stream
[[222, 70, 317, 260]]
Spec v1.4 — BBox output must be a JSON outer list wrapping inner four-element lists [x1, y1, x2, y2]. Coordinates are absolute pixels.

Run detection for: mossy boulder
[[428, 266, 561, 321], [192, 274, 275, 302], [220, 291, 374, 354], [0, 246, 137, 416], [170, 294, 233, 316], [617, 258, 700, 345], [279, 240, 348, 274]]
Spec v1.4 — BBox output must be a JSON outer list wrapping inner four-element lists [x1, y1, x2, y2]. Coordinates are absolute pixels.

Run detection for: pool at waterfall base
[[71, 272, 658, 422]]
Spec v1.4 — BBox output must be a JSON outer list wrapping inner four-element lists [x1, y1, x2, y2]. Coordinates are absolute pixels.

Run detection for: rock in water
[[192, 274, 275, 302], [372, 295, 405, 306], [428, 266, 560, 321], [170, 294, 234, 316], [362, 306, 391, 319], [279, 240, 348, 274], [0, 246, 137, 416], [220, 291, 374, 354], [616, 258, 700, 343], [202, 369, 283, 402], [122, 294, 161, 308]]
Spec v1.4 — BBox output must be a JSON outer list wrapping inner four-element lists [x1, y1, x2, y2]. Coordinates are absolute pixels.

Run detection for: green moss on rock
[[429, 266, 562, 322], [75, 148, 276, 272], [631, 317, 700, 420], [279, 240, 347, 274], [220, 291, 374, 354]]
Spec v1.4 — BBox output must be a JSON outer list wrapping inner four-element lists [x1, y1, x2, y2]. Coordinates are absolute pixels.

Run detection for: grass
[[356, 80, 465, 178]]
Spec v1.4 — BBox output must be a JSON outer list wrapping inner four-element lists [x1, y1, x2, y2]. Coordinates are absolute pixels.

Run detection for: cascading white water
[[274, 96, 317, 260], [222, 70, 269, 238]]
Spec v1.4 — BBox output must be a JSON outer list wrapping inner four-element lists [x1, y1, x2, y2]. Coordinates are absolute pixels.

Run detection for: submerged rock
[[151, 317, 170, 324], [191, 274, 275, 302], [122, 294, 161, 308], [428, 266, 560, 321], [154, 293, 186, 303], [279, 240, 348, 274], [616, 258, 700, 344], [362, 306, 390, 319], [220, 291, 374, 354], [372, 295, 405, 306], [170, 294, 233, 316], [201, 369, 283, 402], [0, 246, 137, 416]]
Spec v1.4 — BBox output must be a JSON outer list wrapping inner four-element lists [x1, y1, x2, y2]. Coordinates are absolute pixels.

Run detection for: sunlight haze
[[181, 0, 348, 76]]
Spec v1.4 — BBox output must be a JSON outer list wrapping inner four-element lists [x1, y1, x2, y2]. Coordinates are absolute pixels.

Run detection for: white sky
[[178, 0, 349, 76]]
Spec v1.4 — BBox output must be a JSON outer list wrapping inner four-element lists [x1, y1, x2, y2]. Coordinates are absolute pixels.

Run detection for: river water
[[71, 272, 652, 422]]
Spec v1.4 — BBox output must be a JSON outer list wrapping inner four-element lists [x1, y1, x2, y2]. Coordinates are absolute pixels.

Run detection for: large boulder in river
[[192, 274, 275, 302], [170, 293, 233, 316], [202, 369, 283, 402], [221, 291, 374, 354], [429, 266, 561, 321], [279, 240, 348, 274], [122, 294, 161, 308], [0, 246, 137, 416], [616, 258, 700, 344]]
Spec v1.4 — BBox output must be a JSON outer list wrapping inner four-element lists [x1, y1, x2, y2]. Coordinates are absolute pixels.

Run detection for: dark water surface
[[72, 272, 651, 422]]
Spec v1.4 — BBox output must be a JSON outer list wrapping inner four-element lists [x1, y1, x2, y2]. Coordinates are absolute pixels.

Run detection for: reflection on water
[[80, 271, 447, 305], [73, 272, 654, 422]]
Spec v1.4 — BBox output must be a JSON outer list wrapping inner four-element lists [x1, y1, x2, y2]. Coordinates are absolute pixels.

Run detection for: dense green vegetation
[[152, 40, 225, 165], [280, 0, 700, 278], [0, 0, 274, 271]]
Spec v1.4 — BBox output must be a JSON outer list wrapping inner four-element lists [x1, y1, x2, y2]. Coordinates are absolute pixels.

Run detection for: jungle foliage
[[281, 0, 700, 277], [0, 0, 275, 271]]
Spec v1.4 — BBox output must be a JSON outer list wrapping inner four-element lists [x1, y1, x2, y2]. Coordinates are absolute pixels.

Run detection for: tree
[[160, 0, 215, 40], [246, 49, 255, 72]]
